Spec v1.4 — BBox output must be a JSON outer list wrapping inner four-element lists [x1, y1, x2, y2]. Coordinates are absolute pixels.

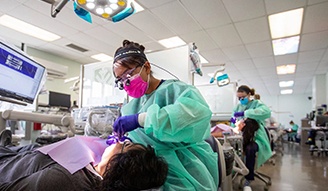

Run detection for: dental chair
[[206, 133, 249, 191], [235, 128, 273, 191]]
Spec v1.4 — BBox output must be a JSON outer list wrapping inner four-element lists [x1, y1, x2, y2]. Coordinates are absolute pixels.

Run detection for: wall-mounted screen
[[0, 40, 45, 104], [49, 91, 71, 108]]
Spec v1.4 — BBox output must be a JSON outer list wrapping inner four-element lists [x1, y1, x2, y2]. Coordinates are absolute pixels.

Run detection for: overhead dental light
[[209, 64, 230, 87], [74, 0, 137, 22]]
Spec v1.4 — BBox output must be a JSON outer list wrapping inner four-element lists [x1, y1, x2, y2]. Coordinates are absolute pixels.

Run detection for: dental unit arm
[[0, 110, 76, 134], [189, 43, 203, 76]]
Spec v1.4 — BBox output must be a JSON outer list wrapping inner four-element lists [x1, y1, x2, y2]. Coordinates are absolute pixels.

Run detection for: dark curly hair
[[113, 40, 148, 70], [98, 144, 168, 191], [242, 118, 260, 153]]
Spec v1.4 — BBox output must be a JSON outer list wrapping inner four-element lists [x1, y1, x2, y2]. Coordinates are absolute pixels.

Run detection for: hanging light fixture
[[74, 0, 136, 22]]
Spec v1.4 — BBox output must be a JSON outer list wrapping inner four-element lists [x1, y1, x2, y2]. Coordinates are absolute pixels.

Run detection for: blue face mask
[[240, 97, 249, 105]]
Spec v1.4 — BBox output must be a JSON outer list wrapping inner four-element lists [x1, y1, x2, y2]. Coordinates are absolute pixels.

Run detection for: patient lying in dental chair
[[0, 130, 168, 191]]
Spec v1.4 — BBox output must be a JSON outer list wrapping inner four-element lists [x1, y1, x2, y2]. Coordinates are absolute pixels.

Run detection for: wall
[[260, 94, 312, 128], [26, 47, 82, 107]]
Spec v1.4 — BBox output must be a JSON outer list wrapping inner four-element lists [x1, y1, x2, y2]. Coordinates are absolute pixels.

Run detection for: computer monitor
[[49, 91, 71, 109], [0, 40, 45, 104], [315, 115, 328, 127]]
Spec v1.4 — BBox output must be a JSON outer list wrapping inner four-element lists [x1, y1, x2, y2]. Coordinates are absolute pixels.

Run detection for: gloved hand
[[234, 111, 244, 118], [230, 117, 236, 124], [113, 114, 142, 137]]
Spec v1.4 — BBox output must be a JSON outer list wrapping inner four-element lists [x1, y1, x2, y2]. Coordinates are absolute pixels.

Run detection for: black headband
[[113, 47, 147, 63]]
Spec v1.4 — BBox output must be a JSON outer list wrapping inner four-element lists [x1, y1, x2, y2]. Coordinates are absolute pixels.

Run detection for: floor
[[233, 142, 328, 191]]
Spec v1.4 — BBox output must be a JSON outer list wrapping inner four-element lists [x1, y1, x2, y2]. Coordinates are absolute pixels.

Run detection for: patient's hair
[[242, 118, 260, 152], [99, 144, 168, 191]]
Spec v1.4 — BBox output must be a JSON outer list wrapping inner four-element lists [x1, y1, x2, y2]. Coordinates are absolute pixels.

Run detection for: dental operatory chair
[[235, 128, 273, 191], [206, 132, 249, 191]]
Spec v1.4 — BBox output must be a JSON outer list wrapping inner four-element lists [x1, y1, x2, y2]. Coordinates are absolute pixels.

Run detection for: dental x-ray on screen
[[0, 40, 45, 104]]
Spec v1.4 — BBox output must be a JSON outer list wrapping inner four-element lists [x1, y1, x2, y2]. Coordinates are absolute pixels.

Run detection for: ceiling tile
[[180, 0, 231, 29], [206, 24, 243, 48], [180, 30, 218, 52], [142, 41, 165, 53], [274, 54, 298, 65], [264, 0, 307, 14], [126, 10, 175, 40], [222, 45, 250, 61], [257, 67, 277, 76], [201, 48, 230, 64], [84, 26, 125, 48], [232, 59, 256, 71], [103, 21, 152, 44], [253, 56, 275, 68], [8, 5, 78, 37], [137, 0, 175, 9], [302, 1, 328, 33], [0, 25, 47, 47], [222, 0, 266, 22], [151, 1, 201, 35], [300, 30, 328, 51], [298, 49, 326, 63], [246, 41, 273, 58], [0, 0, 22, 12], [308, 0, 328, 5], [296, 62, 318, 72], [235, 17, 271, 44]]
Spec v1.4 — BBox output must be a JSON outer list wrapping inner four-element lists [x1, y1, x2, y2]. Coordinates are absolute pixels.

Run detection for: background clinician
[[231, 85, 272, 190], [111, 40, 218, 191]]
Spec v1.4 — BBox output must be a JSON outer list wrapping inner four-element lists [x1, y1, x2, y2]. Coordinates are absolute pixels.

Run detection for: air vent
[[66, 43, 89, 52]]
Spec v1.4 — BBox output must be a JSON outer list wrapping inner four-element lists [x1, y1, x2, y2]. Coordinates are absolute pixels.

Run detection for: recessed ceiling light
[[272, 36, 299, 56], [281, 89, 293, 94], [269, 8, 303, 39], [158, 36, 186, 48], [279, 80, 294, 87], [276, 64, 296, 75], [0, 15, 60, 42], [91, 53, 113, 61]]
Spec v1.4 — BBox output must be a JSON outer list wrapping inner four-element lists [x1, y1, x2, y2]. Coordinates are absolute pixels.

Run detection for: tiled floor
[[234, 142, 328, 191]]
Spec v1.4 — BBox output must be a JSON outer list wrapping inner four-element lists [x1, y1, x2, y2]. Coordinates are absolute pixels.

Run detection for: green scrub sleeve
[[143, 90, 212, 143], [244, 103, 271, 121]]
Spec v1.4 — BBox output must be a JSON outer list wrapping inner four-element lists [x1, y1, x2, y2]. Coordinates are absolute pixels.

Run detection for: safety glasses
[[115, 66, 141, 90]]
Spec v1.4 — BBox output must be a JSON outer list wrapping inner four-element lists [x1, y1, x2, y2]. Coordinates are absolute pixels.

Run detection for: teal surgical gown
[[232, 99, 272, 168], [121, 80, 218, 191]]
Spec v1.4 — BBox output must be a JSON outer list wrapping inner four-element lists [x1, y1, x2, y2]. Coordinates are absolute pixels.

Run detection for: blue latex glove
[[234, 111, 244, 118], [113, 114, 141, 137], [230, 117, 236, 124]]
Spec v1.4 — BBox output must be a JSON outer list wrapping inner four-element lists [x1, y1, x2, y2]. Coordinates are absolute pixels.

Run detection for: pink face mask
[[123, 66, 149, 98]]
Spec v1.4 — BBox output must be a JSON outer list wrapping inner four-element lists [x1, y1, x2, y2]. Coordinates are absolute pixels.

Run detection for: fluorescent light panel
[[281, 89, 293, 94], [91, 53, 113, 61], [276, 64, 296, 75], [269, 8, 304, 39], [158, 36, 186, 48], [272, 36, 299, 56], [0, 15, 60, 42], [279, 80, 294, 87]]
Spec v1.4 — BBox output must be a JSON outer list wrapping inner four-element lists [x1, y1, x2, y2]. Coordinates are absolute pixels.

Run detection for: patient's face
[[101, 141, 146, 162]]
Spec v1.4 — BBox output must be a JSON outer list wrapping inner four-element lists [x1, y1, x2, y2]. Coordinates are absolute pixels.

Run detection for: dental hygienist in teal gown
[[111, 40, 218, 191], [231, 85, 272, 174]]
